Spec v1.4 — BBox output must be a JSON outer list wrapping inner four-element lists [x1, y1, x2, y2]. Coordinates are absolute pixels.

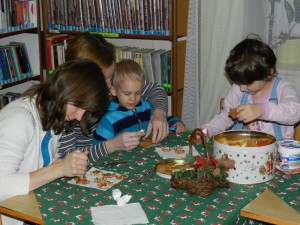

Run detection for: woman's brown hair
[[23, 59, 109, 134], [65, 33, 115, 70]]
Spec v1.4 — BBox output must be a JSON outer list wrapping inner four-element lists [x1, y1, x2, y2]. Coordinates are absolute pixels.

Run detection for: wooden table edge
[[240, 210, 299, 225], [0, 207, 44, 225], [0, 191, 44, 225]]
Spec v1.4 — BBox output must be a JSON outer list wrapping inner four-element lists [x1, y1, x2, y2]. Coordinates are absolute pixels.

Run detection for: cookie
[[139, 139, 155, 148], [229, 108, 237, 119]]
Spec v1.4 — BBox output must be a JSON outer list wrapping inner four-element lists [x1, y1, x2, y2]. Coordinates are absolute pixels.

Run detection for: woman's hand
[[144, 108, 169, 143], [60, 150, 89, 177], [105, 130, 145, 153], [29, 150, 89, 191]]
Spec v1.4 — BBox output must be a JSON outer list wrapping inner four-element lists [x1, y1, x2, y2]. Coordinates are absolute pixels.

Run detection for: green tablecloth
[[35, 131, 300, 225]]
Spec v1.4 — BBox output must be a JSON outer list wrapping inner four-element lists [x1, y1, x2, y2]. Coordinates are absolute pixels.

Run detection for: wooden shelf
[[0, 28, 38, 38], [48, 30, 186, 41], [0, 0, 43, 92], [0, 76, 40, 90], [41, 0, 189, 117]]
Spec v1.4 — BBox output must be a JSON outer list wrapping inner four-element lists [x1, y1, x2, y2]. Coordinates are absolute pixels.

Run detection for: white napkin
[[91, 189, 149, 225], [91, 203, 149, 225]]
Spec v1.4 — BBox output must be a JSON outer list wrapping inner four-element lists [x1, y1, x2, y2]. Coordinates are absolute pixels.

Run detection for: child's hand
[[173, 122, 185, 133], [237, 104, 262, 123]]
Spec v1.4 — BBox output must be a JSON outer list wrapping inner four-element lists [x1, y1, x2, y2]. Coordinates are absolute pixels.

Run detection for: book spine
[[163, 0, 170, 35], [9, 45, 27, 76], [97, 0, 106, 32], [116, 0, 124, 33], [94, 0, 101, 32], [82, 0, 91, 31], [102, 0, 110, 32], [61, 0, 68, 30], [0, 49, 9, 84], [2, 48, 13, 83], [143, 0, 150, 35], [47, 0, 55, 29], [148, 0, 154, 35], [66, 0, 73, 30], [19, 43, 33, 77], [3, 48, 16, 82], [28, 0, 37, 28], [14, 1, 23, 31], [78, 0, 84, 31], [8, 46, 23, 80], [124, 0, 132, 34], [139, 0, 145, 35], [7, 48, 19, 81], [158, 0, 163, 35], [22, 0, 30, 29], [73, 0, 80, 30], [88, 0, 97, 31], [109, 0, 116, 33], [7, 0, 15, 31]]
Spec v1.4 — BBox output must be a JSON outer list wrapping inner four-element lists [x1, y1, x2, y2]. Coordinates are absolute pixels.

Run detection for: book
[[10, 42, 33, 78], [161, 50, 171, 91], [151, 49, 166, 85], [4, 46, 19, 81], [162, 0, 170, 35], [7, 44, 28, 78], [142, 48, 156, 83], [7, 45, 25, 79], [95, 0, 105, 32], [21, 0, 30, 29], [0, 48, 11, 84], [28, 0, 37, 28], [88, 0, 97, 31], [45, 34, 72, 72]]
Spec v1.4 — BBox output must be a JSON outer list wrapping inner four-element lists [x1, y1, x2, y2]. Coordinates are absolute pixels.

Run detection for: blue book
[[0, 49, 10, 84]]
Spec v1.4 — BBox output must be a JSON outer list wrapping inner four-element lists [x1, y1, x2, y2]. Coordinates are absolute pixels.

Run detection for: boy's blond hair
[[113, 59, 145, 87]]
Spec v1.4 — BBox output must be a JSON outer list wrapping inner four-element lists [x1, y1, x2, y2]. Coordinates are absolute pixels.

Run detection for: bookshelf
[[0, 0, 43, 92], [41, 0, 189, 117]]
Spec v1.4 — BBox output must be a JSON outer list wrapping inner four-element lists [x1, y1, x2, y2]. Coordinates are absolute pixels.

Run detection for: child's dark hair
[[225, 36, 277, 85]]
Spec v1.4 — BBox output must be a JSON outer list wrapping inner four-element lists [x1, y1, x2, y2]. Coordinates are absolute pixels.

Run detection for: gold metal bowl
[[155, 159, 193, 179]]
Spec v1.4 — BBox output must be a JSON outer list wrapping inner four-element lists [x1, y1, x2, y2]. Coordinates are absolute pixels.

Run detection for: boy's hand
[[237, 104, 262, 123], [172, 122, 186, 133]]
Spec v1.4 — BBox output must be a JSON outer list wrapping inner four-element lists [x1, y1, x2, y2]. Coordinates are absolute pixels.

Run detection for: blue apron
[[234, 76, 283, 141]]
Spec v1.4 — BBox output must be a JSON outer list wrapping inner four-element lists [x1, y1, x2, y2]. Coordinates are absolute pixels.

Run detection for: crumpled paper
[[91, 189, 149, 225], [112, 188, 132, 206]]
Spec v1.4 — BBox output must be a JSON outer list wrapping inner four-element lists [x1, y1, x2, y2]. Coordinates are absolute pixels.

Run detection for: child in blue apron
[[201, 35, 300, 141]]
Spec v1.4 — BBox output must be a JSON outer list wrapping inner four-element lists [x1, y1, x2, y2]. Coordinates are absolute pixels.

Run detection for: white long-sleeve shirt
[[0, 97, 60, 225]]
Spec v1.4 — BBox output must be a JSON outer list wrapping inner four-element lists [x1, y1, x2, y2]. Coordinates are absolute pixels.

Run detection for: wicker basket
[[170, 128, 233, 197]]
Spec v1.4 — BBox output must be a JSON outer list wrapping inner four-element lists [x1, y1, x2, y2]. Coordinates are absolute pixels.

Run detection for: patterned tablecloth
[[35, 131, 300, 225]]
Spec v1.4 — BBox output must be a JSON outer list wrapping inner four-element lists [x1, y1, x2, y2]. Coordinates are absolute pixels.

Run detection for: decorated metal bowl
[[213, 130, 277, 184]]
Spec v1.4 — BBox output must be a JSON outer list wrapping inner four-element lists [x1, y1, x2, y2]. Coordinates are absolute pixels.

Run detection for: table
[[0, 191, 44, 225], [34, 131, 300, 225], [240, 189, 300, 224]]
